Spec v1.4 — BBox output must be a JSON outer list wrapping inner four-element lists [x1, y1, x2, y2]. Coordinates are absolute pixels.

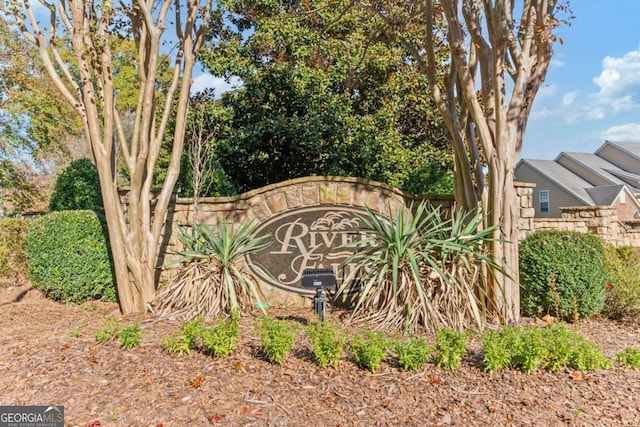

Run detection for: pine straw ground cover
[[1, 280, 639, 426]]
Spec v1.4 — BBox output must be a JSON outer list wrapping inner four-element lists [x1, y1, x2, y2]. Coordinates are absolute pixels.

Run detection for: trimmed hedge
[[0, 218, 31, 280], [519, 230, 607, 320], [25, 210, 116, 303]]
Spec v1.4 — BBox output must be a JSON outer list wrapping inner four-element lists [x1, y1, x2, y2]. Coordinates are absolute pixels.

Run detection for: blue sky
[[522, 1, 640, 160]]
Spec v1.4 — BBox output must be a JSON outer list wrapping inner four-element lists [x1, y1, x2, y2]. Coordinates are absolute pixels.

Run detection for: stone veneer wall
[[515, 182, 640, 247], [155, 176, 454, 306]]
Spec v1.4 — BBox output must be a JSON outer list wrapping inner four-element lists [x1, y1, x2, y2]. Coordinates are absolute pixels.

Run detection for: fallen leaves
[[570, 370, 592, 381]]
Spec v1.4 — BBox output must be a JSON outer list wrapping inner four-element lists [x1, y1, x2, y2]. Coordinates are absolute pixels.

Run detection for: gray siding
[[515, 163, 585, 218]]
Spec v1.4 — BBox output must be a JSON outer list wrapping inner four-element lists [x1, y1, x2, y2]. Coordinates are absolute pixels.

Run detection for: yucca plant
[[336, 201, 502, 333], [151, 220, 271, 322]]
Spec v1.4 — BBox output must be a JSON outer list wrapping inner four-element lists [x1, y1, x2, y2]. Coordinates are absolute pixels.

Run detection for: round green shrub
[[25, 210, 116, 303], [49, 158, 104, 214], [0, 218, 31, 280], [519, 230, 606, 320]]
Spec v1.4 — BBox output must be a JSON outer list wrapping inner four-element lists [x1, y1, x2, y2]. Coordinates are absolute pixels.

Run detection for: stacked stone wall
[[515, 182, 640, 247], [153, 176, 454, 306]]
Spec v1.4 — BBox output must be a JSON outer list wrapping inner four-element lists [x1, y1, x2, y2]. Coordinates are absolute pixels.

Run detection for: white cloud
[[562, 91, 578, 107], [601, 123, 640, 142], [536, 84, 558, 100], [550, 58, 566, 68], [592, 50, 640, 112], [190, 73, 242, 97]]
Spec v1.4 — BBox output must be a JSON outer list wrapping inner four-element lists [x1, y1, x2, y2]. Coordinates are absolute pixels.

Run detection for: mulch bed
[[0, 280, 639, 426]]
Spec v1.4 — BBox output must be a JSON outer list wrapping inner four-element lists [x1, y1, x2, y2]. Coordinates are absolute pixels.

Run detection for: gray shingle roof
[[518, 159, 595, 205], [599, 140, 640, 159], [555, 151, 640, 192], [585, 185, 625, 206]]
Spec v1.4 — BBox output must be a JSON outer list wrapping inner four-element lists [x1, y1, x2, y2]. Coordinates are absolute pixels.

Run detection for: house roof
[[518, 159, 595, 205], [585, 185, 626, 206], [598, 140, 640, 160], [555, 151, 640, 192], [518, 141, 640, 210]]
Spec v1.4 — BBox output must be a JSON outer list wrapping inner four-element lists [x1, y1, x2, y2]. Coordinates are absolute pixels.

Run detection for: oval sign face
[[246, 205, 376, 295]]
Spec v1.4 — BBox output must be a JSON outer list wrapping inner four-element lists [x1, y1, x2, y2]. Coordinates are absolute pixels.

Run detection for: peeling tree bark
[[13, 0, 213, 313], [364, 0, 563, 322]]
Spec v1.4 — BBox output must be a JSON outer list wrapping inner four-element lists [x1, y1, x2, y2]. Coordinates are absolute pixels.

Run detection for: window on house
[[539, 190, 549, 212]]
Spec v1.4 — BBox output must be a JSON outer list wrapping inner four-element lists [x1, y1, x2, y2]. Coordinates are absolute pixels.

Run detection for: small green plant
[[256, 317, 297, 364], [616, 347, 640, 369], [105, 408, 120, 422], [67, 326, 82, 338], [307, 321, 345, 369], [163, 330, 192, 355], [95, 317, 121, 344], [119, 323, 143, 350], [482, 324, 610, 373], [433, 328, 468, 371], [163, 317, 206, 355], [349, 331, 389, 373], [482, 327, 517, 372], [201, 314, 240, 358], [394, 336, 432, 372]]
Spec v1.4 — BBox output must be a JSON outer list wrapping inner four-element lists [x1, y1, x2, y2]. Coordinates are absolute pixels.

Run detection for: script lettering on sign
[[246, 206, 378, 294]]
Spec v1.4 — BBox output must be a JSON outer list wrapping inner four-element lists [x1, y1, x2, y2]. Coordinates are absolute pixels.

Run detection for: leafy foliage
[[307, 321, 346, 369], [201, 314, 240, 358], [433, 328, 468, 371], [519, 230, 607, 320], [49, 158, 104, 214], [615, 347, 640, 369], [200, 0, 452, 195], [482, 324, 611, 373], [95, 317, 122, 344], [163, 315, 240, 358], [119, 323, 143, 350], [602, 246, 640, 321], [256, 317, 297, 365], [394, 336, 432, 372], [0, 218, 30, 280], [152, 220, 271, 322], [349, 331, 389, 373], [95, 317, 143, 350], [25, 211, 116, 303], [336, 201, 501, 333]]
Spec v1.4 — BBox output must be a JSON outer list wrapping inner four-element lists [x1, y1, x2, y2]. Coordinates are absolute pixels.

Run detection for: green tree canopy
[[197, 0, 453, 194]]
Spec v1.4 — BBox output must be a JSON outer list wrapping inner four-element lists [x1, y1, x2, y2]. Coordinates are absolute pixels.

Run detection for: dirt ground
[[0, 280, 639, 427]]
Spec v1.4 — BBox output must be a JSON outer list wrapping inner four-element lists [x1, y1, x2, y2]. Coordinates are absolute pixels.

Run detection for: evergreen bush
[[49, 158, 104, 214], [519, 230, 607, 320], [0, 218, 30, 280], [25, 210, 116, 303]]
